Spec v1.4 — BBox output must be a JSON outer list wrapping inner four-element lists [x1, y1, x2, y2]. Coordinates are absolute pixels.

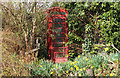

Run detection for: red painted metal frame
[[45, 7, 68, 63]]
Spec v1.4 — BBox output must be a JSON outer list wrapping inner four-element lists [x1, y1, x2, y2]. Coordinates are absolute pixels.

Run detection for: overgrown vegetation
[[2, 47, 30, 76], [1, 1, 120, 77], [54, 2, 120, 57], [1, 2, 49, 76], [27, 52, 118, 76]]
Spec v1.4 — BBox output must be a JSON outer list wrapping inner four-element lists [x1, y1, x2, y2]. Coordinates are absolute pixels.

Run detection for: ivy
[[51, 2, 120, 55]]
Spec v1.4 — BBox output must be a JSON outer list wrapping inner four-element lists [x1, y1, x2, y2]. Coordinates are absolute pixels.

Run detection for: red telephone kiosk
[[45, 7, 68, 63]]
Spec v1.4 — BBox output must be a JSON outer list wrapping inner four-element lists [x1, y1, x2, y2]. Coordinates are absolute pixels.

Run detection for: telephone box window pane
[[53, 43, 63, 47], [54, 48, 63, 52], [51, 12, 66, 15], [60, 12, 66, 15], [55, 34, 64, 37], [55, 19, 63, 22], [55, 43, 63, 47], [53, 28, 63, 33], [55, 39, 63, 42], [54, 48, 66, 52], [53, 39, 63, 43], [55, 53, 63, 57], [55, 24, 64, 28]]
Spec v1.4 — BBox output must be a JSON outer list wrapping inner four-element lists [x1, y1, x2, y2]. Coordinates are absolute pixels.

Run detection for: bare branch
[[0, 3, 26, 34], [0, 3, 20, 24], [111, 43, 120, 53], [25, 48, 40, 55]]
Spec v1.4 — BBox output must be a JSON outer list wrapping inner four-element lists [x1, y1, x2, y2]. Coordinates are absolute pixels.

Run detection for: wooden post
[[35, 37, 39, 58]]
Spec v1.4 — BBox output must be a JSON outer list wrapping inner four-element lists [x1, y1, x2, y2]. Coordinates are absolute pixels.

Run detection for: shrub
[[2, 49, 30, 76], [27, 53, 118, 76]]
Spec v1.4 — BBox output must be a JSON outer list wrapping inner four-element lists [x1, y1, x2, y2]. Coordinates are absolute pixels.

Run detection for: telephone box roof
[[45, 7, 68, 16]]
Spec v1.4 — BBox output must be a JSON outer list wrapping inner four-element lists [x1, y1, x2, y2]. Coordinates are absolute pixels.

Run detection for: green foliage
[[96, 2, 120, 49], [1, 2, 120, 76], [27, 53, 118, 76], [82, 24, 93, 53], [28, 59, 54, 76], [52, 2, 120, 55]]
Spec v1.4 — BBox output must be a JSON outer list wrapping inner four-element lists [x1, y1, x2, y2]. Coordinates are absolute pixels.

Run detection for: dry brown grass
[[1, 30, 32, 76], [2, 48, 31, 76]]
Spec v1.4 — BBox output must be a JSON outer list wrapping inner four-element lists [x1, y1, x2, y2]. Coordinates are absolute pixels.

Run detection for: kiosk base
[[54, 58, 68, 63]]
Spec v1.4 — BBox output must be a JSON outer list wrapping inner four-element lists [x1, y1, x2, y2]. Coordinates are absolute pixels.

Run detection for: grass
[[2, 48, 31, 76]]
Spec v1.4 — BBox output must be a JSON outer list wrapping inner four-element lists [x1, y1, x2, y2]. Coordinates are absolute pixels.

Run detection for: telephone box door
[[46, 7, 68, 63]]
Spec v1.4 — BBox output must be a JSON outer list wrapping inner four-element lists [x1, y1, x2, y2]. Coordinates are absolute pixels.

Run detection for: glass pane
[[53, 43, 63, 47], [51, 12, 66, 15], [54, 48, 63, 52], [55, 19, 63, 22], [54, 48, 66, 52], [55, 34, 65, 37], [53, 28, 63, 33], [55, 53, 63, 57], [55, 24, 64, 28], [60, 12, 66, 15], [55, 38, 63, 42], [55, 43, 63, 47]]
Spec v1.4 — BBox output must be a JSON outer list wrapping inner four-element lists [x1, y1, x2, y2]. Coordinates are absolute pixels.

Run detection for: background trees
[[2, 2, 120, 60], [51, 2, 120, 58], [1, 1, 120, 76], [1, 2, 50, 60], [1, 2, 50, 76]]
